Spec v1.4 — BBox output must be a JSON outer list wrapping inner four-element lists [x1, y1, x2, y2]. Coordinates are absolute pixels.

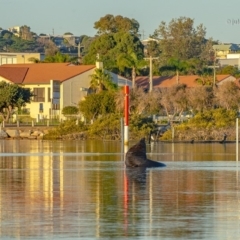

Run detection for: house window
[[52, 104, 60, 110], [39, 103, 44, 113], [33, 88, 45, 102]]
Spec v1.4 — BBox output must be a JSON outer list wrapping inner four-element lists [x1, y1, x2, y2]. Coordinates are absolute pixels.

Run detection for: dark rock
[[0, 130, 8, 139]]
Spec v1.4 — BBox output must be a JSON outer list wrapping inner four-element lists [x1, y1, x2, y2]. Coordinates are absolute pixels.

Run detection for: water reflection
[[0, 140, 240, 239]]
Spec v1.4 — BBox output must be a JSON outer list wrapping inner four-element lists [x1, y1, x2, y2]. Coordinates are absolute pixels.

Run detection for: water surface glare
[[0, 140, 240, 239]]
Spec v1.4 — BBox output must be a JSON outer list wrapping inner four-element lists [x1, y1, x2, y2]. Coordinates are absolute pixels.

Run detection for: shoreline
[[0, 126, 52, 140], [0, 126, 237, 143]]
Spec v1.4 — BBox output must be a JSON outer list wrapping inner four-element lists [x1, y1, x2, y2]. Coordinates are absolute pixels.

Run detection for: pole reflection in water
[[0, 140, 240, 239]]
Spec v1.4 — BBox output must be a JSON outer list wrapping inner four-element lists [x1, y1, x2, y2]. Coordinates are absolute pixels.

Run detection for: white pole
[[120, 118, 125, 161], [149, 56, 153, 92], [124, 86, 129, 145], [236, 118, 238, 162], [124, 126, 129, 146], [172, 126, 174, 142]]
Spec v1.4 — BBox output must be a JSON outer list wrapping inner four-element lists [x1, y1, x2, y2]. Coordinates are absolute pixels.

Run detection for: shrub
[[160, 108, 237, 141], [88, 113, 121, 140], [62, 106, 79, 115], [130, 114, 157, 139], [43, 119, 86, 139]]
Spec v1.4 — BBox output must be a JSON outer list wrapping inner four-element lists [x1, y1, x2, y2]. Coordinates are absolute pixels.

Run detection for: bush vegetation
[[161, 108, 237, 141]]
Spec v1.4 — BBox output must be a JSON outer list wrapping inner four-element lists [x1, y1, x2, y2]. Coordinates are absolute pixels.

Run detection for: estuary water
[[0, 139, 240, 240]]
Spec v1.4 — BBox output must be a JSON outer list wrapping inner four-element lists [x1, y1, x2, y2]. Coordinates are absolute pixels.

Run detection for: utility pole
[[76, 40, 84, 64], [208, 48, 219, 86], [78, 42, 81, 63], [144, 56, 158, 92], [213, 50, 217, 85]]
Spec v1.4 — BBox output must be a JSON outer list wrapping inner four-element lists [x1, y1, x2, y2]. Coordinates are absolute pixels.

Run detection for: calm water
[[0, 139, 240, 240]]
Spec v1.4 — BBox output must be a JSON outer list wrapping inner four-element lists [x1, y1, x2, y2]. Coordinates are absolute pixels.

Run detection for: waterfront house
[[0, 62, 131, 121]]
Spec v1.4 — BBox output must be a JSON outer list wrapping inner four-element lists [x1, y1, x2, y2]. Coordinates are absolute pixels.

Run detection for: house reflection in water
[[0, 140, 240, 239]]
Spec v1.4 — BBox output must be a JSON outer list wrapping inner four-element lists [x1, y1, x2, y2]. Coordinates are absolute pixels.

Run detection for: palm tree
[[90, 68, 117, 93], [195, 68, 214, 86], [160, 58, 189, 84], [117, 52, 146, 88]]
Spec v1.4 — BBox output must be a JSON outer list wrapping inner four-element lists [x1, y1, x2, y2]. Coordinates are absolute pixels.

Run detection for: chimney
[[96, 61, 103, 69]]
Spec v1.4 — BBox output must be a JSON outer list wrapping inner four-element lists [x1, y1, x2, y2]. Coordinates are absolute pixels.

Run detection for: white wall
[[227, 54, 240, 59], [61, 69, 95, 105], [110, 72, 132, 88]]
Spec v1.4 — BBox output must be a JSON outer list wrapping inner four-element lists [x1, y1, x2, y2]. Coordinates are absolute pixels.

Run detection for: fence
[[1, 114, 83, 128]]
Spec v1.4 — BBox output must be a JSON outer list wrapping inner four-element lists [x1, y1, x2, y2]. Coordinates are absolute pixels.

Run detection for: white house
[[0, 62, 132, 120]]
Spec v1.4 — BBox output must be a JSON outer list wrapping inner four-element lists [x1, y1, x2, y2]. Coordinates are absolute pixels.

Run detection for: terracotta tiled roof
[[0, 67, 28, 83], [0, 63, 96, 84], [135, 75, 234, 88]]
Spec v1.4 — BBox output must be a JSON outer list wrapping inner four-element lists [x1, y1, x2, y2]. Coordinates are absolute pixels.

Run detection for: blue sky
[[1, 0, 240, 43]]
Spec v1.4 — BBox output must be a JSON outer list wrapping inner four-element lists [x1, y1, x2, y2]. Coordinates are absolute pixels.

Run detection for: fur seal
[[125, 138, 166, 168]]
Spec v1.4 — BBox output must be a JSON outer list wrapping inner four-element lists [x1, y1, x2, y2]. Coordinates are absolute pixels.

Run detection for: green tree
[[83, 15, 144, 76], [94, 14, 139, 36], [217, 65, 240, 78], [79, 91, 116, 122], [160, 58, 190, 84], [44, 52, 72, 63], [144, 39, 161, 58], [0, 81, 33, 122], [84, 32, 144, 75], [130, 114, 157, 139], [188, 108, 236, 129], [90, 68, 117, 93], [79, 35, 93, 57], [0, 31, 40, 52], [117, 52, 146, 88], [153, 17, 211, 62], [63, 32, 73, 35], [195, 73, 214, 86], [0, 31, 13, 51], [194, 66, 214, 86], [83, 34, 116, 67], [19, 25, 33, 40]]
